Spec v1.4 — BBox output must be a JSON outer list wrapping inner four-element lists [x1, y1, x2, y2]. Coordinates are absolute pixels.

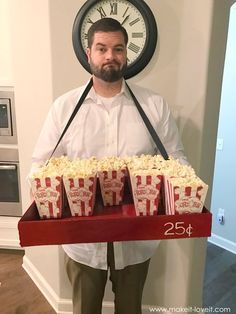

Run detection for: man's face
[[86, 31, 127, 82]]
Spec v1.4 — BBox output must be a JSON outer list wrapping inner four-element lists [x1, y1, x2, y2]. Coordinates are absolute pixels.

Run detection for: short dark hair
[[87, 18, 128, 48]]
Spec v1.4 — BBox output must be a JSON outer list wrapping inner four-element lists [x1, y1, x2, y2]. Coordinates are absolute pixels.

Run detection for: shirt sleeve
[[156, 97, 189, 165], [31, 100, 65, 165]]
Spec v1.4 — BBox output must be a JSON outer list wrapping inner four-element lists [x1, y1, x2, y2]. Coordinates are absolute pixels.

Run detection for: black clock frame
[[72, 0, 158, 79]]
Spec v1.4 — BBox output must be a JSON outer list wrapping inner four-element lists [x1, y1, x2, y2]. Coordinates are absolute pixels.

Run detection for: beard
[[89, 60, 127, 82]]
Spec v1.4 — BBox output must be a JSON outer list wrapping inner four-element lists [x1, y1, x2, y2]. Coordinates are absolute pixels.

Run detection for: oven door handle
[[0, 164, 17, 170]]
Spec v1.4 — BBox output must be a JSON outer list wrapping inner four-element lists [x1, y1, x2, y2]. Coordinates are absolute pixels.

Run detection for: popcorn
[[129, 168, 162, 216], [29, 154, 208, 218], [96, 157, 127, 206], [62, 157, 97, 216], [31, 156, 70, 178], [127, 155, 164, 216], [97, 156, 126, 171], [29, 157, 71, 219], [98, 169, 126, 206], [125, 154, 164, 171], [161, 157, 196, 178], [30, 176, 63, 219], [63, 174, 97, 216], [62, 157, 98, 178], [159, 157, 208, 214], [163, 175, 208, 215]]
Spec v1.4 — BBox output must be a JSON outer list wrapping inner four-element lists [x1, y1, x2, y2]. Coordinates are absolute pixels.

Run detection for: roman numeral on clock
[[128, 42, 140, 54], [110, 3, 118, 15], [97, 7, 106, 18], [129, 18, 140, 26], [87, 18, 94, 24], [132, 32, 144, 38], [122, 7, 129, 17]]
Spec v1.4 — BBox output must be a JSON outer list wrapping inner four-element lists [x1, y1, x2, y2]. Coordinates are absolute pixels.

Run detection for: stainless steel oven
[[0, 90, 17, 144], [0, 148, 22, 217]]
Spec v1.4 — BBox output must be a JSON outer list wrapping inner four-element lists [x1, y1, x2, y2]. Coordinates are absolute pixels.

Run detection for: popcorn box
[[98, 169, 126, 206], [63, 175, 97, 216], [130, 173, 162, 216], [164, 176, 208, 215], [30, 176, 62, 219]]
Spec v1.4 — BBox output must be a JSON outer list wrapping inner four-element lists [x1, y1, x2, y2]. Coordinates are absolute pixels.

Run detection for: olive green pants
[[65, 243, 150, 314]]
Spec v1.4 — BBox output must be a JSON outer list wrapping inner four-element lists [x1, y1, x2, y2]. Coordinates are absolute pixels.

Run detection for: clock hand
[[121, 15, 130, 26]]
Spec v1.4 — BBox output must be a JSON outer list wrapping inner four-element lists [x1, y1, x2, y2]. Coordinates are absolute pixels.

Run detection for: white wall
[[7, 0, 233, 312], [0, 0, 13, 86], [10, 0, 62, 298], [210, 3, 236, 250]]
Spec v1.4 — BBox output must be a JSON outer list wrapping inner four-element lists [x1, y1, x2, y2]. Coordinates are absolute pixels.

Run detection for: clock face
[[72, 0, 157, 79]]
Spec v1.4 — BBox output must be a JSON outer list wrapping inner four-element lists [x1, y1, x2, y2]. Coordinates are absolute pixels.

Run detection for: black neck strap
[[125, 82, 169, 160], [47, 78, 93, 161], [48, 78, 169, 161]]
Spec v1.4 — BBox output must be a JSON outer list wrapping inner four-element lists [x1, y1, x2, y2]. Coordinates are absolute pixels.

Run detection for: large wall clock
[[72, 0, 158, 79]]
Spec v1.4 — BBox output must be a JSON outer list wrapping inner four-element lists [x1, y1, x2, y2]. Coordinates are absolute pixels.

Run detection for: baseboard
[[22, 255, 166, 314], [22, 256, 116, 314], [0, 217, 21, 249], [22, 255, 72, 313], [209, 233, 236, 254]]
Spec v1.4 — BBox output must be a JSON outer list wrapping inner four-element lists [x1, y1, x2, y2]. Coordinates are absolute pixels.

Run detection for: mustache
[[102, 61, 120, 67]]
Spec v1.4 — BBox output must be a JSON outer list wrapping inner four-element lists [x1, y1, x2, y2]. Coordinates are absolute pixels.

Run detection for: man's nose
[[105, 49, 114, 60]]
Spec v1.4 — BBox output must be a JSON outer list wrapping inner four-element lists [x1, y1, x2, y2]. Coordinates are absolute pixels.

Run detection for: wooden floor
[[0, 243, 235, 313], [0, 249, 56, 314], [203, 242, 236, 310]]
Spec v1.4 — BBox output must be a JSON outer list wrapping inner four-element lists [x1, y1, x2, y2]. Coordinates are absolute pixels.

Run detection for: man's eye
[[98, 48, 106, 52], [115, 48, 124, 52]]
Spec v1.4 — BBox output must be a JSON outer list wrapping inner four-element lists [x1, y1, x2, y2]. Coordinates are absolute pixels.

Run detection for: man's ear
[[86, 48, 91, 63]]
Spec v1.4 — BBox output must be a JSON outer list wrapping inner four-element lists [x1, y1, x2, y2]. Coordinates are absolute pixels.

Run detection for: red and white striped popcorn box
[[164, 176, 208, 215], [63, 175, 97, 216], [163, 175, 174, 215], [30, 176, 62, 219], [130, 174, 162, 216], [98, 169, 126, 206]]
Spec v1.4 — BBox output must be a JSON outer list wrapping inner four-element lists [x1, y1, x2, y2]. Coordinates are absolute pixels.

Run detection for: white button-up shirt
[[32, 79, 187, 270]]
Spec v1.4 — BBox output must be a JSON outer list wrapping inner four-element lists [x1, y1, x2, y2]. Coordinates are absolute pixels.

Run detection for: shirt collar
[[82, 78, 130, 103]]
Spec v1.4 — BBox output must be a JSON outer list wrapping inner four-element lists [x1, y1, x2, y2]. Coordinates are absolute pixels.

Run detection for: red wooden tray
[[18, 187, 212, 247]]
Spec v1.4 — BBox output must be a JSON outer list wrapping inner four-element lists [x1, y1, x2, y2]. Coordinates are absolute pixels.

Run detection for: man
[[32, 18, 187, 314]]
